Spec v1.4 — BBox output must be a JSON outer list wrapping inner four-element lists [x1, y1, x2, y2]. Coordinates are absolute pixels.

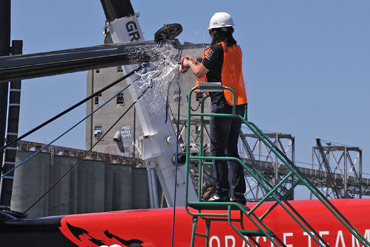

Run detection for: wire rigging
[[171, 78, 182, 247], [0, 66, 143, 152], [24, 84, 152, 214], [0, 64, 154, 180]]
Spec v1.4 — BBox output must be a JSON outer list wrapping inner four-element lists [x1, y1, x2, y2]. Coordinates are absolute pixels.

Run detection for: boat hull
[[1, 199, 369, 246]]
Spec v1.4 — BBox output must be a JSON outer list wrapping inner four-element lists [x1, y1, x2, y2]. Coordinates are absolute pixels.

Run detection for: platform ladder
[[184, 84, 370, 247]]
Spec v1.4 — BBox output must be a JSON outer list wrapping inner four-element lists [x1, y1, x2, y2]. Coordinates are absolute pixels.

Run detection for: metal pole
[[310, 147, 314, 200], [291, 136, 295, 199], [274, 134, 278, 185], [0, 0, 11, 172], [133, 108, 136, 158], [151, 169, 159, 208], [359, 149, 362, 198], [147, 169, 155, 208], [90, 71, 94, 149], [344, 146, 348, 198]]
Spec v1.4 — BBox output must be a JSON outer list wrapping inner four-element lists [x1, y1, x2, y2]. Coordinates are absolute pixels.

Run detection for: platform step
[[239, 229, 274, 237], [194, 232, 208, 238], [187, 202, 248, 211]]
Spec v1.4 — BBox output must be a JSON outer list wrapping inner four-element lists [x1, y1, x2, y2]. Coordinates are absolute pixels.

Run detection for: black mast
[[1, 41, 23, 206], [0, 0, 11, 194], [100, 0, 135, 21]]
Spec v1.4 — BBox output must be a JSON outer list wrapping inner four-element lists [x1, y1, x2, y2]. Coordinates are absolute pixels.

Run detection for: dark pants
[[210, 102, 246, 201]]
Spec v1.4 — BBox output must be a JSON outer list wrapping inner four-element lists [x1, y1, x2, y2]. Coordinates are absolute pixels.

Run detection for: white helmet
[[208, 12, 235, 30]]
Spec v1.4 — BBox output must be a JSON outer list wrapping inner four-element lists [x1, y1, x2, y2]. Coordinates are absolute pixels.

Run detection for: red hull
[[57, 199, 370, 246]]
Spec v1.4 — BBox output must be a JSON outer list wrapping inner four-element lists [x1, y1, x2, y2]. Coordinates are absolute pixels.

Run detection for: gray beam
[[0, 41, 156, 81], [0, 0, 11, 172], [0, 42, 208, 82]]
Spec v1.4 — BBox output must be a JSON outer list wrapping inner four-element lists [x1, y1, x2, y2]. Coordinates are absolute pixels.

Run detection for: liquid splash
[[133, 42, 181, 115]]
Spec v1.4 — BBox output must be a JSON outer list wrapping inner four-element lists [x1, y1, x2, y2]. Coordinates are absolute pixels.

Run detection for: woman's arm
[[182, 56, 209, 78]]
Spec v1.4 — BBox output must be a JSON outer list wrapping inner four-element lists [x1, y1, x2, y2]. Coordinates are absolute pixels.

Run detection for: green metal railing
[[184, 84, 370, 247]]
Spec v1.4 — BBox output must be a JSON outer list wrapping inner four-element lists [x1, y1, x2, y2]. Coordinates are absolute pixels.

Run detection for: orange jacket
[[196, 42, 247, 105]]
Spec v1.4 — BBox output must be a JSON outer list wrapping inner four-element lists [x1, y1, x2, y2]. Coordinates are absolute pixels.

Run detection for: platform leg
[[205, 220, 210, 247], [191, 216, 198, 247]]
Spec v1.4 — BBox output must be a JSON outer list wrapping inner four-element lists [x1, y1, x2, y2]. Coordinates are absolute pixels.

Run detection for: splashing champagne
[[134, 42, 181, 114]]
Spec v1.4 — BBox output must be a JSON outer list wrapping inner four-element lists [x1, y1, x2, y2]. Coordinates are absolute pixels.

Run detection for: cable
[[0, 81, 129, 180], [0, 66, 143, 152], [23, 84, 152, 214], [190, 102, 201, 112], [20, 63, 157, 213], [171, 79, 181, 247], [164, 80, 172, 123], [0, 64, 154, 180]]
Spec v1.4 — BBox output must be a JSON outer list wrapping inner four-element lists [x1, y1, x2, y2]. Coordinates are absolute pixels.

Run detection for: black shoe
[[230, 198, 247, 205], [230, 198, 249, 210], [208, 194, 229, 202]]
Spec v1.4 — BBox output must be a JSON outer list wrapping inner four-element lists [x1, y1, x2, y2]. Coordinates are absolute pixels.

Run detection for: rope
[[165, 80, 171, 123], [190, 101, 201, 112], [20, 62, 158, 213], [171, 79, 182, 247], [0, 66, 143, 152], [23, 84, 152, 214]]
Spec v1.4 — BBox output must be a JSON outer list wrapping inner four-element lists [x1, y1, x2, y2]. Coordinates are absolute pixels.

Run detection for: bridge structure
[[240, 132, 368, 200]]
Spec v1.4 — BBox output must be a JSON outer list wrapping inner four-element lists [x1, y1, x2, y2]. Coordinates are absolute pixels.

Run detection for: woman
[[182, 12, 248, 204]]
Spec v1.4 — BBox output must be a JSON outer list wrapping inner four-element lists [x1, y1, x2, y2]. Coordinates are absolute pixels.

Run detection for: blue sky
[[10, 0, 370, 175]]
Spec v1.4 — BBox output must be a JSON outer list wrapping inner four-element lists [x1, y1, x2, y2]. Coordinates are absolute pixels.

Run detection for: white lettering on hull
[[208, 229, 370, 247]]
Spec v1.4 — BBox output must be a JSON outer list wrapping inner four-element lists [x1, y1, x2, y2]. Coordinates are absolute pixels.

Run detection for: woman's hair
[[210, 27, 237, 46]]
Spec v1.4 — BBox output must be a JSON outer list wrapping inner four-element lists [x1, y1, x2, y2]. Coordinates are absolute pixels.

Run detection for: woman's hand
[[182, 56, 196, 68], [182, 56, 208, 78]]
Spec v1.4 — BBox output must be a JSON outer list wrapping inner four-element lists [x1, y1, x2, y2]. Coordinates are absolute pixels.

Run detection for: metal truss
[[238, 134, 370, 201], [311, 138, 367, 199], [240, 131, 295, 202]]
